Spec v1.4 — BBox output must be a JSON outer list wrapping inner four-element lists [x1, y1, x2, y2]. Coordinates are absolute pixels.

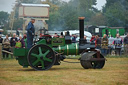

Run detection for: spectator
[[72, 34, 77, 43], [60, 32, 64, 38], [53, 33, 59, 38], [124, 33, 128, 54], [15, 36, 25, 48], [0, 35, 3, 43], [22, 34, 27, 48], [90, 34, 96, 43], [10, 33, 18, 58], [113, 34, 122, 56], [108, 36, 114, 55], [2, 35, 10, 58], [84, 36, 87, 43], [16, 30, 19, 37], [101, 34, 108, 56], [95, 35, 101, 50]]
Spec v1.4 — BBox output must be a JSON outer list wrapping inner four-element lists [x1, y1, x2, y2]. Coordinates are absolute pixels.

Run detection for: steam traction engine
[[13, 17, 105, 71]]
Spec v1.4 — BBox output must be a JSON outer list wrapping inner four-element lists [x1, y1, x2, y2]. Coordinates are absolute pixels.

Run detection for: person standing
[[84, 36, 87, 43], [101, 34, 108, 56], [95, 35, 101, 50], [15, 36, 25, 48], [113, 34, 122, 56], [0, 35, 3, 58], [0, 35, 3, 43], [90, 34, 96, 43], [16, 29, 19, 37], [60, 32, 64, 38], [22, 34, 27, 48], [124, 33, 128, 54], [10, 33, 18, 58], [53, 33, 59, 38], [2, 35, 10, 58], [72, 34, 77, 43], [27, 19, 35, 49]]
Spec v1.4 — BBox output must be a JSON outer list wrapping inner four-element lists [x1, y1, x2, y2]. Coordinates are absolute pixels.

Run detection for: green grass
[[0, 57, 128, 85], [105, 55, 128, 58]]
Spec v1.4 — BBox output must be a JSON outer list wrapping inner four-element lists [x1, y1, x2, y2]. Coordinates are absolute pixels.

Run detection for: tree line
[[0, 0, 127, 32]]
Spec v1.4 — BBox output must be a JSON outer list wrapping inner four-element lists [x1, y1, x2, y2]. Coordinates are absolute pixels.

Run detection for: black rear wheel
[[80, 53, 105, 69]]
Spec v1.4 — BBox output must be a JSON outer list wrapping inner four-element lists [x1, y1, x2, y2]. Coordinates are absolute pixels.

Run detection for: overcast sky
[[0, 0, 106, 13]]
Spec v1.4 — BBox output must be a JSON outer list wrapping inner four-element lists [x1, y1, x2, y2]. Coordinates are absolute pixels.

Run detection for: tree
[[2, 27, 8, 35], [79, 0, 97, 20], [42, 0, 102, 30], [89, 13, 107, 26], [0, 11, 9, 26], [43, 0, 79, 30], [42, 0, 59, 13], [0, 11, 10, 32], [13, 19, 23, 30], [103, 0, 128, 27], [59, 3, 78, 30]]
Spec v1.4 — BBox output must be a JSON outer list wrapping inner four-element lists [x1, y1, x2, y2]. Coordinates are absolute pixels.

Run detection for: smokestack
[[79, 17, 85, 45]]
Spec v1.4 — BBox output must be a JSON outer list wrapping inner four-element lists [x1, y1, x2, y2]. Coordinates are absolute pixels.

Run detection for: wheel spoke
[[39, 47, 42, 54], [32, 59, 39, 66], [31, 53, 39, 58], [44, 50, 50, 56], [44, 57, 52, 62], [40, 60, 45, 69]]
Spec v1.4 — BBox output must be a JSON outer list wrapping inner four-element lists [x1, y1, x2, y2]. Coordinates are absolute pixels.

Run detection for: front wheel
[[27, 44, 56, 71]]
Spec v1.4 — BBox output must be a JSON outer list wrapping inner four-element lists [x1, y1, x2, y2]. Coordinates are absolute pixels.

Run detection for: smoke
[[34, 20, 44, 32]]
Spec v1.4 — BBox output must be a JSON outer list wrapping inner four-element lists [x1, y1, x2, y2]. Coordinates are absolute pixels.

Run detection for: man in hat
[[27, 19, 35, 49]]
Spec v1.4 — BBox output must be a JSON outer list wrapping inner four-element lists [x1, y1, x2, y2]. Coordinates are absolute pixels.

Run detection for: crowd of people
[[0, 31, 128, 59], [90, 33, 128, 56], [0, 33, 27, 59]]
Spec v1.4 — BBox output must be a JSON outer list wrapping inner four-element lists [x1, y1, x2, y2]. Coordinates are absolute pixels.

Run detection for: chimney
[[79, 17, 85, 45]]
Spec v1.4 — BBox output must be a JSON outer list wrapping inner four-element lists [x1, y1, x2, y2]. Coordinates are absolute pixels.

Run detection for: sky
[[0, 0, 106, 13]]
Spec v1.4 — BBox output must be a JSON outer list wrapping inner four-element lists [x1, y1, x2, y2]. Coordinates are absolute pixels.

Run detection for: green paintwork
[[13, 48, 26, 56], [52, 38, 65, 46], [53, 43, 79, 55], [102, 27, 125, 37], [37, 39, 46, 45], [15, 48, 29, 68], [13, 38, 79, 68]]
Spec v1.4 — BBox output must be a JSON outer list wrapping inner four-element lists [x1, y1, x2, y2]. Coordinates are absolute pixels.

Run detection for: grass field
[[0, 57, 128, 85]]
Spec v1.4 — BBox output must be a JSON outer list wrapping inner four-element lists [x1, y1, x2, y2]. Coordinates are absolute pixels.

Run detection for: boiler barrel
[[54, 43, 79, 55]]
